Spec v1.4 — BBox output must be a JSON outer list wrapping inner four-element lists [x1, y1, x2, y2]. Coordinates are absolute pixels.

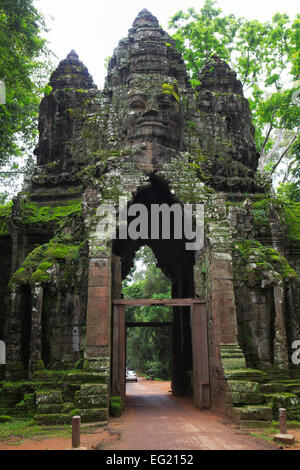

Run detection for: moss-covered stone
[[227, 391, 264, 405], [4, 361, 27, 380], [9, 239, 84, 287], [0, 203, 12, 237], [37, 403, 68, 414], [77, 384, 108, 396], [35, 390, 63, 405], [264, 393, 300, 419], [233, 238, 298, 284], [21, 200, 82, 226], [33, 413, 71, 425], [70, 408, 107, 423], [232, 405, 273, 421], [0, 415, 12, 423], [110, 396, 123, 417], [74, 394, 107, 409]]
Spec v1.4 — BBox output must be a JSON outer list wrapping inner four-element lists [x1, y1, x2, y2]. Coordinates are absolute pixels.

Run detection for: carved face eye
[[130, 100, 145, 110]]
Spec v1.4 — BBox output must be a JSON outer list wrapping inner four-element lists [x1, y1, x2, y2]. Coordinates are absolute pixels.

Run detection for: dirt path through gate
[[102, 379, 278, 451]]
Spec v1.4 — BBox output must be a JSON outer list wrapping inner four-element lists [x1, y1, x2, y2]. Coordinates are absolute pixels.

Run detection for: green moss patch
[[233, 238, 298, 282], [283, 203, 300, 243], [161, 83, 180, 102], [0, 202, 12, 236], [110, 396, 122, 417], [21, 200, 82, 225], [9, 239, 84, 287]]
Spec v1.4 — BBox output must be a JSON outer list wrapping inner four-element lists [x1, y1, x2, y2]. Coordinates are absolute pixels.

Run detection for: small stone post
[[274, 408, 295, 445], [72, 415, 81, 449], [66, 415, 87, 450], [279, 408, 287, 434]]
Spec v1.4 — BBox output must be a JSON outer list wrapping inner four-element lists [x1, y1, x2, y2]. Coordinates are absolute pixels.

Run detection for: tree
[[169, 0, 300, 199], [0, 0, 52, 199], [123, 246, 172, 379]]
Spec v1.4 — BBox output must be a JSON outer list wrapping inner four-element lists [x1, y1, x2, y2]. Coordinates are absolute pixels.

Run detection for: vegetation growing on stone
[[0, 202, 12, 236], [9, 239, 84, 287], [233, 238, 298, 282]]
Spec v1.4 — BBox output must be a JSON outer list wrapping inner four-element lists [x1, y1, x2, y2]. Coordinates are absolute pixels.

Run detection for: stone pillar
[[85, 256, 111, 358], [210, 253, 238, 345], [5, 290, 27, 379], [28, 284, 44, 376], [273, 285, 289, 370]]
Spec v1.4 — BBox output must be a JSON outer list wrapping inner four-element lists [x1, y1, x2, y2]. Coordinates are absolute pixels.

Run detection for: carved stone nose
[[142, 108, 159, 118]]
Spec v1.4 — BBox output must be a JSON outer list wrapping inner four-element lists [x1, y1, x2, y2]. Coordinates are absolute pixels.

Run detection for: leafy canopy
[[169, 0, 300, 198], [0, 0, 52, 182]]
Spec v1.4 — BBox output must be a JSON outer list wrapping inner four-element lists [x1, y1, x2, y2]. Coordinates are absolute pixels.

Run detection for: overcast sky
[[35, 0, 299, 89]]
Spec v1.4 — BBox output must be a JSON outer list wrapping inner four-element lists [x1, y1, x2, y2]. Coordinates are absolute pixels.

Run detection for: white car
[[126, 370, 138, 382]]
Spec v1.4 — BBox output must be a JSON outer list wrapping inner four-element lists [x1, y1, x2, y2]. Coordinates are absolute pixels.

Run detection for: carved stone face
[[121, 83, 183, 147]]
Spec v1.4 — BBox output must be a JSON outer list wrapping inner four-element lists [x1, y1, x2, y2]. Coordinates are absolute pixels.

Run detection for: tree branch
[[270, 132, 299, 175]]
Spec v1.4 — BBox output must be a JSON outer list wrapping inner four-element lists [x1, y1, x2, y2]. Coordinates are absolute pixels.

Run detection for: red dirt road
[[1, 379, 298, 451], [103, 379, 277, 451]]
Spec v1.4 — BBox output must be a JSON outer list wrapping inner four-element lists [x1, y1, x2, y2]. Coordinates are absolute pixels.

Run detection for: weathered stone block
[[227, 391, 264, 405], [33, 413, 71, 425], [72, 408, 108, 423], [228, 381, 260, 393], [78, 384, 108, 396], [273, 433, 295, 445], [74, 393, 107, 409], [232, 405, 273, 421], [35, 390, 63, 405]]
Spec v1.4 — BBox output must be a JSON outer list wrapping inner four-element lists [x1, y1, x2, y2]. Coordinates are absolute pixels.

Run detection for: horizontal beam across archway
[[126, 322, 174, 327], [113, 298, 205, 307]]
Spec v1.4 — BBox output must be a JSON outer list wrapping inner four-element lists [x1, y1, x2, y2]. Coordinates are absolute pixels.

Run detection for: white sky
[[35, 0, 299, 89]]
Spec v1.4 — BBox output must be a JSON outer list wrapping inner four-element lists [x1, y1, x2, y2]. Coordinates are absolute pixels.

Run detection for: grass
[[250, 425, 278, 443], [250, 421, 300, 446], [0, 419, 71, 446]]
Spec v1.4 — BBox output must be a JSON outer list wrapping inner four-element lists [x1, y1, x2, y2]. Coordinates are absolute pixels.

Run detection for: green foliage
[[0, 0, 53, 196], [0, 201, 12, 235], [276, 182, 300, 202], [169, 0, 300, 177], [233, 238, 297, 279], [283, 203, 300, 242], [169, 1, 240, 84], [123, 246, 172, 380]]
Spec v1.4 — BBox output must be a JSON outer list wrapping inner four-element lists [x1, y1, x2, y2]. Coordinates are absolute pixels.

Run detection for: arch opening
[[112, 176, 197, 398]]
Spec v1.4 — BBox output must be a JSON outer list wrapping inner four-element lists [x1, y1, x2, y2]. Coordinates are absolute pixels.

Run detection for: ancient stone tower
[[0, 9, 300, 425]]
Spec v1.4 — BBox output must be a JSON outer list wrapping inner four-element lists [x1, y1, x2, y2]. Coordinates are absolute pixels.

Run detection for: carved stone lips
[[138, 120, 165, 127]]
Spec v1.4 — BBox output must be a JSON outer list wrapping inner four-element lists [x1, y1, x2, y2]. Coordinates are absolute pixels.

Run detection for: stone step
[[74, 394, 108, 409], [64, 372, 108, 384], [232, 405, 273, 421], [36, 402, 73, 414], [236, 420, 273, 429], [228, 381, 261, 393], [33, 413, 71, 426], [78, 383, 108, 396], [224, 369, 268, 383], [35, 390, 63, 405], [72, 408, 108, 423], [227, 380, 264, 405], [228, 392, 265, 405], [33, 370, 108, 384], [33, 408, 108, 426], [83, 358, 110, 374]]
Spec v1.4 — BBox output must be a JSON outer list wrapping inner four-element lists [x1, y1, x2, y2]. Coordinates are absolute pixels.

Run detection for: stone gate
[[0, 9, 300, 426]]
